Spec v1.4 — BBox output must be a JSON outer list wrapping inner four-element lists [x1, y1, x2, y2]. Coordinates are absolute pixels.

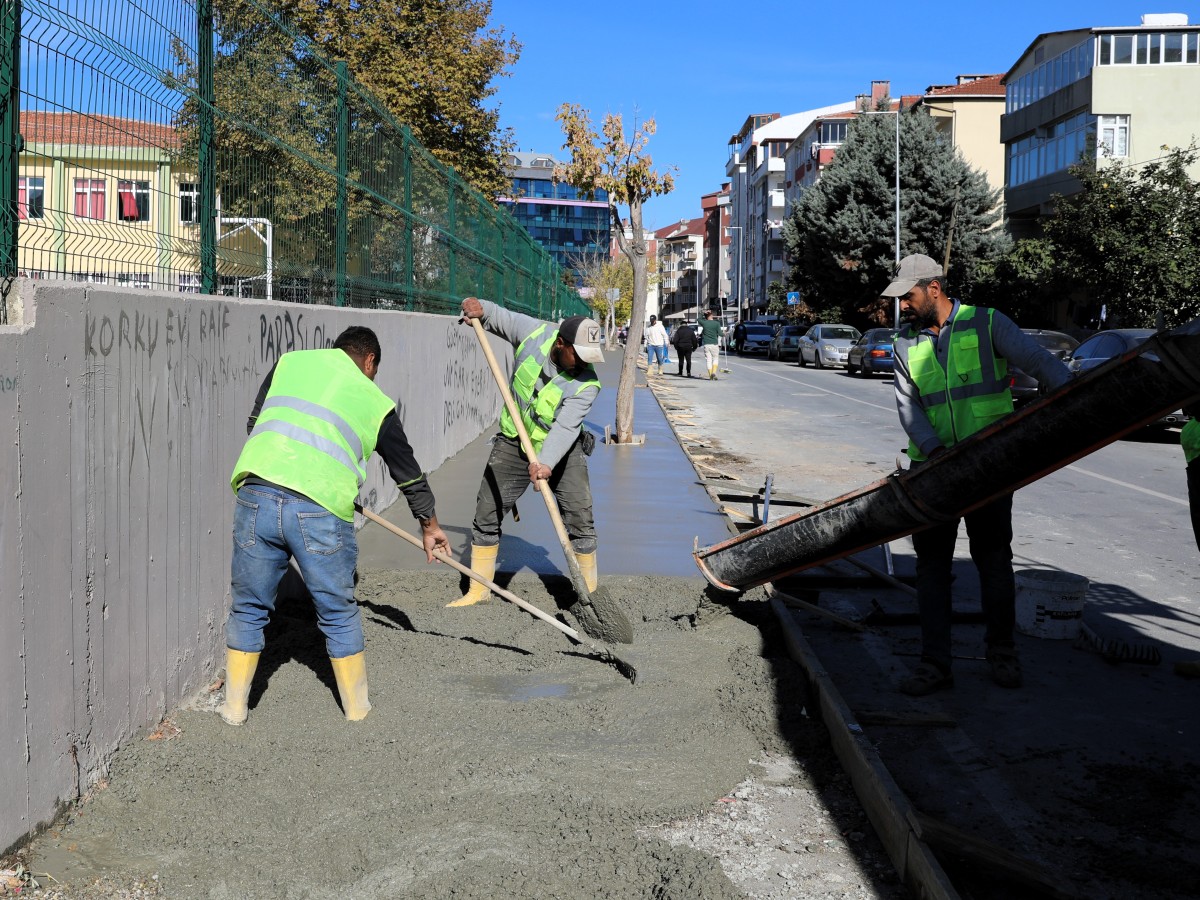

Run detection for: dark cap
[[558, 316, 604, 364]]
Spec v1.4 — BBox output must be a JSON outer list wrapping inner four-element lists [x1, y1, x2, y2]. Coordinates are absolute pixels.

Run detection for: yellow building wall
[[1092, 64, 1200, 177]]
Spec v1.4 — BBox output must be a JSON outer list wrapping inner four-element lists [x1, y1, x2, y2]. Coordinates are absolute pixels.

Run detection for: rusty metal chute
[[694, 318, 1200, 592]]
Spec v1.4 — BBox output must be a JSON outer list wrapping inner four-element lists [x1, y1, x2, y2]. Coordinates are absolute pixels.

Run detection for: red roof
[[924, 74, 1006, 97], [655, 216, 705, 240], [20, 111, 179, 149]]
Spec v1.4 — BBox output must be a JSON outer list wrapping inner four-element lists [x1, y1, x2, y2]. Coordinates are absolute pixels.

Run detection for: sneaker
[[899, 662, 954, 696], [987, 648, 1023, 689]]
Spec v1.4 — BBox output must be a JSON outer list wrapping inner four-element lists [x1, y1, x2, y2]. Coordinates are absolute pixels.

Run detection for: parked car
[[846, 328, 896, 376], [797, 324, 862, 369], [767, 325, 807, 361], [738, 323, 776, 356], [1064, 328, 1190, 427], [1008, 329, 1079, 405]]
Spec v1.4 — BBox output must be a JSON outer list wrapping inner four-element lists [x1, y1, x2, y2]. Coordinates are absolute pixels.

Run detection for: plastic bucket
[[1014, 569, 1089, 640]]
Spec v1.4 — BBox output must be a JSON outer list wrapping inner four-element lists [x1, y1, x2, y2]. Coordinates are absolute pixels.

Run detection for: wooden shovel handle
[[467, 315, 577, 554], [354, 504, 584, 645]]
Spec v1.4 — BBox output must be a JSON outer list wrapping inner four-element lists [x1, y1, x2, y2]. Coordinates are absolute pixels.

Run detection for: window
[[179, 182, 198, 224], [1098, 115, 1129, 158], [280, 277, 310, 303], [117, 180, 150, 222], [18, 176, 45, 219], [819, 121, 847, 145], [177, 273, 201, 294], [117, 273, 152, 289], [71, 272, 107, 284], [74, 178, 106, 220]]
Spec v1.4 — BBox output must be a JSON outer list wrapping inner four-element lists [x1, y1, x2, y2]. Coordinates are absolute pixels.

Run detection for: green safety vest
[[895, 304, 1012, 462], [500, 324, 600, 454], [1182, 419, 1200, 465], [231, 349, 397, 521]]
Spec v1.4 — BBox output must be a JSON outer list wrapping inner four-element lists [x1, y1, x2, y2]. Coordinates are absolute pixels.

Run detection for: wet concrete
[[20, 350, 821, 899], [358, 354, 731, 578]]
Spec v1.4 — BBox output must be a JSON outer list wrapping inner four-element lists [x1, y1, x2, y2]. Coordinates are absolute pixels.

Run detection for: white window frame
[[178, 273, 202, 294], [1097, 115, 1130, 158], [117, 272, 153, 289], [18, 176, 45, 219]]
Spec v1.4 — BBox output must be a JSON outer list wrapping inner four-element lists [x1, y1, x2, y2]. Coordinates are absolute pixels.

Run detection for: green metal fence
[[0, 0, 585, 320]]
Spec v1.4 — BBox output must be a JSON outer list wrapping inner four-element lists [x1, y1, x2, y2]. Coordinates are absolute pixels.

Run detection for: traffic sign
[[786, 291, 800, 305]]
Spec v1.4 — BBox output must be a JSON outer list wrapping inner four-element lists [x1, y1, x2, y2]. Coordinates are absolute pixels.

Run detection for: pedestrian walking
[[223, 326, 450, 725], [733, 321, 747, 356], [671, 320, 698, 377], [699, 310, 723, 380], [451, 297, 604, 608], [645, 315, 669, 376], [883, 254, 1070, 696]]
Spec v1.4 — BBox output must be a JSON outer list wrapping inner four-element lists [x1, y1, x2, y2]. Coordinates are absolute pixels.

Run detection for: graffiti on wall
[[442, 322, 498, 434], [259, 310, 336, 367]]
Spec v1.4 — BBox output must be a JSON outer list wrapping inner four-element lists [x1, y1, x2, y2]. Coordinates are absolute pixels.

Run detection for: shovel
[[468, 315, 635, 645], [355, 505, 637, 683]]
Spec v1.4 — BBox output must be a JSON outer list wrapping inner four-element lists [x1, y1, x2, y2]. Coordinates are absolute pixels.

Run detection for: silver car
[[797, 324, 862, 369]]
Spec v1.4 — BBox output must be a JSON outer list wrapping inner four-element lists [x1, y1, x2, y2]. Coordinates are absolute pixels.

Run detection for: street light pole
[[726, 225, 744, 325], [863, 107, 902, 329]]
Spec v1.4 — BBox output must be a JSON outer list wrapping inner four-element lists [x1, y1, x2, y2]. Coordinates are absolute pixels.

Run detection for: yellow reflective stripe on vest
[[259, 396, 365, 469], [250, 417, 366, 485]]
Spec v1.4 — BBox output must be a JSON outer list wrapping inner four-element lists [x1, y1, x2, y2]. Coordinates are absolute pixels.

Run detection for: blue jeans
[[228, 484, 362, 658], [646, 344, 667, 367]]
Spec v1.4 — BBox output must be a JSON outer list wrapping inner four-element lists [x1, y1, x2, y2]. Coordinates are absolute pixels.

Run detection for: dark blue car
[[846, 328, 895, 376]]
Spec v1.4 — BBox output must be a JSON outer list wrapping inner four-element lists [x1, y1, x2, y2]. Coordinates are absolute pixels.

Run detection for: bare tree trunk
[[612, 199, 647, 444]]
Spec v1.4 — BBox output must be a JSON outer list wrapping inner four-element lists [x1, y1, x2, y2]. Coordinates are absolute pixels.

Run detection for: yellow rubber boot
[[447, 543, 498, 607], [577, 550, 599, 593], [219, 649, 260, 726], [330, 652, 371, 721]]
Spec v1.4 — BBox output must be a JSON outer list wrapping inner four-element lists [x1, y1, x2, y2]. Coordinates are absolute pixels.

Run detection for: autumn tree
[[569, 251, 634, 349], [284, 0, 521, 199], [556, 105, 675, 444]]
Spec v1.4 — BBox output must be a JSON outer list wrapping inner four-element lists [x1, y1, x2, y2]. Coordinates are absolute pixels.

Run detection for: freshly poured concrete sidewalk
[[358, 350, 730, 577]]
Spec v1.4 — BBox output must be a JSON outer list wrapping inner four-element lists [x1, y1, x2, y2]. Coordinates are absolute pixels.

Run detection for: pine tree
[[783, 106, 1004, 324]]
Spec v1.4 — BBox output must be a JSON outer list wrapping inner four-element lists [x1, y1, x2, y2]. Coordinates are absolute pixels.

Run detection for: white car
[[797, 324, 862, 369]]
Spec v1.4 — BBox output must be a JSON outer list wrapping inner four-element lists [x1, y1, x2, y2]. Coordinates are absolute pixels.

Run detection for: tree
[[970, 238, 1063, 328], [556, 105, 675, 444], [569, 251, 634, 348], [782, 104, 1004, 326], [1041, 145, 1200, 328], [282, 0, 521, 199]]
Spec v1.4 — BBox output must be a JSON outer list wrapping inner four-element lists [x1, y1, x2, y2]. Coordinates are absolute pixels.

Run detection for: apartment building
[[654, 217, 705, 323], [914, 74, 1007, 199], [726, 108, 857, 321], [500, 151, 610, 278], [700, 183, 730, 314], [1002, 12, 1200, 235]]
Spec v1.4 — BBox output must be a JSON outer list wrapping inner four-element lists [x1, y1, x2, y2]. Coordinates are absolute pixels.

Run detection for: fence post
[[335, 61, 348, 307], [0, 0, 21, 282], [403, 126, 413, 311], [447, 170, 457, 304], [198, 0, 216, 295]]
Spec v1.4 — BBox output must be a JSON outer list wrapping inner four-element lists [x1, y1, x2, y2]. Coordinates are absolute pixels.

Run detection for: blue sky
[[489, 0, 1185, 228]]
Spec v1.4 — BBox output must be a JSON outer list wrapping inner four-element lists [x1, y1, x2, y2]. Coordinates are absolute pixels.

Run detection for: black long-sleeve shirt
[[247, 361, 436, 521]]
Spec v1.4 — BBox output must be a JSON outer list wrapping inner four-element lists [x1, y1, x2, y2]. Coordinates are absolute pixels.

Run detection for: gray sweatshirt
[[478, 300, 600, 470]]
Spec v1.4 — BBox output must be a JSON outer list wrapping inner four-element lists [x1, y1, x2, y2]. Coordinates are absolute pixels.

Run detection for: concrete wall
[[0, 281, 503, 853]]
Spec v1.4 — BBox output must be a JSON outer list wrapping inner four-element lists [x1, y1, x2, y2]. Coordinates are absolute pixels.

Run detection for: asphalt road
[[663, 349, 1199, 656]]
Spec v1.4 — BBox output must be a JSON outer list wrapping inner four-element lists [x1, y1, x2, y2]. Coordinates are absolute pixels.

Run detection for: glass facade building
[[500, 153, 610, 278]]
